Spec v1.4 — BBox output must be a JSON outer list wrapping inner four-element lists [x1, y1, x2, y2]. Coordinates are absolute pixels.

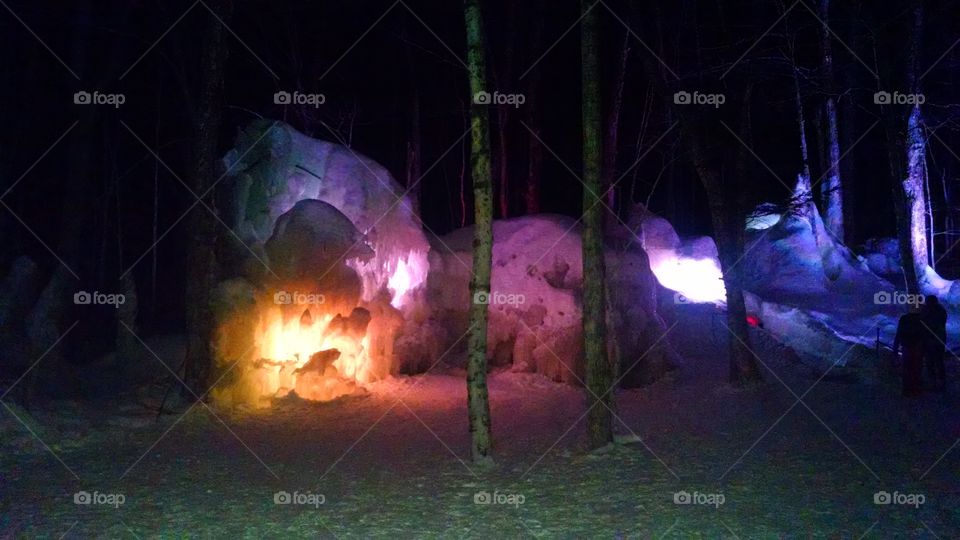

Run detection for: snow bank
[[625, 196, 960, 364], [623, 204, 726, 305], [861, 238, 902, 280], [424, 215, 676, 386], [221, 120, 429, 308]]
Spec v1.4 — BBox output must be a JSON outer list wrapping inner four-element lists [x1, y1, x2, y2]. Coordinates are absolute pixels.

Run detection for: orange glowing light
[[252, 304, 372, 402]]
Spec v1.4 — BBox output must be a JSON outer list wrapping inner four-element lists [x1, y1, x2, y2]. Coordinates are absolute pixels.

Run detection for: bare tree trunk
[[581, 0, 614, 449], [885, 0, 926, 294], [903, 0, 929, 280], [28, 0, 93, 403], [114, 274, 138, 399], [793, 66, 812, 193], [523, 4, 544, 216], [817, 0, 844, 240], [601, 29, 630, 212], [839, 7, 860, 243], [60, 1, 94, 272], [693, 140, 762, 384], [524, 114, 542, 214], [728, 87, 763, 384], [184, 0, 232, 396], [905, 103, 929, 272], [402, 22, 422, 217], [885, 117, 920, 294], [464, 0, 494, 466], [496, 112, 509, 218], [633, 4, 760, 385], [460, 102, 469, 227], [405, 92, 422, 217], [494, 1, 517, 219]]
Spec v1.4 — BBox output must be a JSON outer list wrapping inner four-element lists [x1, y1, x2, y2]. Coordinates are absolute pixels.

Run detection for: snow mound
[[737, 201, 910, 353], [425, 214, 675, 386], [861, 238, 902, 279], [743, 203, 878, 300], [623, 204, 726, 305], [221, 119, 429, 308]]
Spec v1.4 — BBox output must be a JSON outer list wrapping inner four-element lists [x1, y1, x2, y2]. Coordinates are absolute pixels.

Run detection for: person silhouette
[[921, 296, 948, 392], [893, 305, 925, 397]]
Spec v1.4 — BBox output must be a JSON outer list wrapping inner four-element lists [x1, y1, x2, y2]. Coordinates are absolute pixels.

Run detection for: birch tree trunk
[[581, 0, 614, 449], [905, 104, 929, 274], [464, 0, 494, 465], [818, 0, 844, 240], [886, 0, 927, 294]]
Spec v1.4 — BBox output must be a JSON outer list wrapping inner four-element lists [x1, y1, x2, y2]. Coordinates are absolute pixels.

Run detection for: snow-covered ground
[[3, 311, 958, 537]]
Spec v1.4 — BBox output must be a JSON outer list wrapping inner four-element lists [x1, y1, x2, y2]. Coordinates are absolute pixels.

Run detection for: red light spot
[[746, 315, 761, 328]]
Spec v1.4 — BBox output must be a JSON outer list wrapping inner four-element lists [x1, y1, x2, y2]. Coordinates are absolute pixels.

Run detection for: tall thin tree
[[402, 20, 422, 216], [883, 0, 927, 295], [464, 0, 494, 465], [636, 3, 762, 385], [818, 0, 844, 241], [523, 1, 545, 216], [184, 0, 232, 395], [602, 29, 630, 211], [581, 0, 614, 449], [903, 0, 929, 279], [493, 1, 517, 219]]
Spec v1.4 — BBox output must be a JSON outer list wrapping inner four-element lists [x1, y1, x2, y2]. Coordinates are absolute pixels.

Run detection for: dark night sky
[[2, 0, 959, 346]]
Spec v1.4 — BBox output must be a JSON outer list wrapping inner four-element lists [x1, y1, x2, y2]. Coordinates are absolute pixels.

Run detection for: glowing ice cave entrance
[[650, 254, 727, 305]]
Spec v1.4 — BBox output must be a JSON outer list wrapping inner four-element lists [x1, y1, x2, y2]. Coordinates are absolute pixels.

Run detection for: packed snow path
[[3, 337, 958, 537]]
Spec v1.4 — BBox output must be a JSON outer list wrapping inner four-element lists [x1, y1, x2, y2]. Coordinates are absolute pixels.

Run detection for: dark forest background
[[2, 0, 960, 359]]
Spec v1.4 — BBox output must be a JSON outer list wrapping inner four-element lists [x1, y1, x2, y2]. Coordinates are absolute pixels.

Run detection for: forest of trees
[[1, 0, 959, 461]]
